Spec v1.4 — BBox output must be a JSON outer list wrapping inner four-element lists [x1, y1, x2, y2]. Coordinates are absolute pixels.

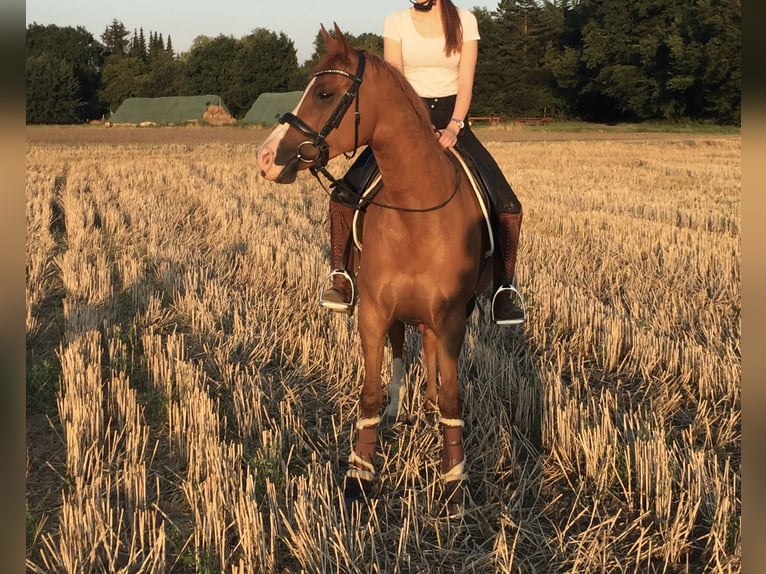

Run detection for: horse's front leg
[[436, 313, 468, 509], [344, 304, 389, 500], [421, 326, 439, 414], [384, 320, 406, 424]]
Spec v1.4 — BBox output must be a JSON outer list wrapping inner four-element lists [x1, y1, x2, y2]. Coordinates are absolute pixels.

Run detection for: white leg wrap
[[356, 415, 382, 430], [441, 418, 467, 482], [347, 451, 376, 481], [442, 458, 467, 483], [439, 417, 464, 427]]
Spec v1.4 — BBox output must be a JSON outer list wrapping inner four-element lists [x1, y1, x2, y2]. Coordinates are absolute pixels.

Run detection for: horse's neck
[[369, 120, 454, 204]]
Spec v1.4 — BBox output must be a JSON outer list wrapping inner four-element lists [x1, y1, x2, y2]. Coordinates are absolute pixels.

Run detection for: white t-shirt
[[383, 7, 481, 98]]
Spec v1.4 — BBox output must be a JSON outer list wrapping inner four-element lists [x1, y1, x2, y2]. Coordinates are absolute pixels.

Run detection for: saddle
[[331, 146, 496, 258]]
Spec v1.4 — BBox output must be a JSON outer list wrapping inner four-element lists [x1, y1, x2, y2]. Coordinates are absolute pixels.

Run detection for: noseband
[[278, 50, 366, 181]]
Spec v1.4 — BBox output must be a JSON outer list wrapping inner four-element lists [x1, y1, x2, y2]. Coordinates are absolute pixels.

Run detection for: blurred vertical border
[[4, 1, 26, 572], [742, 1, 766, 572]]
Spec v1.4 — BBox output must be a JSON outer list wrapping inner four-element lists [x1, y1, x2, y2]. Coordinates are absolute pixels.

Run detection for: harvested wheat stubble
[[26, 132, 740, 573]]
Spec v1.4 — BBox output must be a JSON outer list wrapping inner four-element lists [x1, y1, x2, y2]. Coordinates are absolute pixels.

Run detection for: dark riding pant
[[422, 94, 521, 215]]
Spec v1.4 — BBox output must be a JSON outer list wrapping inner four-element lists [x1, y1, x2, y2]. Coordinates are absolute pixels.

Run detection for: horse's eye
[[317, 91, 333, 101]]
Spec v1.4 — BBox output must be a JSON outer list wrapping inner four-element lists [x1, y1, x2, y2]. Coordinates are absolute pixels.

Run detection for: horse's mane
[[317, 43, 434, 133], [363, 51, 434, 130]]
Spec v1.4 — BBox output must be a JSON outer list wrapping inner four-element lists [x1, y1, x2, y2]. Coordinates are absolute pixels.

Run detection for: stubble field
[[26, 125, 740, 573]]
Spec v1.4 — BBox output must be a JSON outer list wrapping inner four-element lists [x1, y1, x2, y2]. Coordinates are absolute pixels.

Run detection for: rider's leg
[[455, 130, 526, 325], [319, 199, 356, 312], [319, 147, 379, 313], [492, 209, 525, 325]]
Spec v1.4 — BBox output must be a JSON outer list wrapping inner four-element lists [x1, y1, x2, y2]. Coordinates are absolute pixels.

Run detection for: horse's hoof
[[441, 480, 466, 516], [344, 476, 374, 501]]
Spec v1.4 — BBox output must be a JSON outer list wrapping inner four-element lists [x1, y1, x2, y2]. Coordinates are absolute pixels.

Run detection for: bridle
[[278, 50, 366, 185], [277, 48, 461, 213]]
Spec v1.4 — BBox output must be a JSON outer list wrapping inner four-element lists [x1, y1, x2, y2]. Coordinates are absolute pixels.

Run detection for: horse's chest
[[365, 227, 453, 265]]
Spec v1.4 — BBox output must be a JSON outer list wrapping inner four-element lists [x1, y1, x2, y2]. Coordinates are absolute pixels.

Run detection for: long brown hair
[[440, 0, 464, 56]]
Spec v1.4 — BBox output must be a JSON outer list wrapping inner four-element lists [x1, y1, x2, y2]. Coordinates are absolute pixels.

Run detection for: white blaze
[[256, 78, 316, 180]]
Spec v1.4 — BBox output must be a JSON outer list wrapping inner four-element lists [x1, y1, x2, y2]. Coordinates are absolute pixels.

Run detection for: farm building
[[241, 91, 303, 126], [107, 95, 236, 126]]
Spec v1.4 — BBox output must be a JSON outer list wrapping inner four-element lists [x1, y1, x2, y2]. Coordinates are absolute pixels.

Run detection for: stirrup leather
[[491, 285, 526, 325], [319, 269, 356, 312]]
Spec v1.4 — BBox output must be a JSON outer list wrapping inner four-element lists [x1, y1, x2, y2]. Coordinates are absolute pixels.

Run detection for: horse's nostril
[[258, 147, 273, 170]]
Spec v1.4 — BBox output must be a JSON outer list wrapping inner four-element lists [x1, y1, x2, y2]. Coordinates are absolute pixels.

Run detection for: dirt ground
[[25, 124, 735, 146]]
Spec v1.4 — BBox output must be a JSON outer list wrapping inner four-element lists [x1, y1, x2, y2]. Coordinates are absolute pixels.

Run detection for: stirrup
[[491, 285, 526, 325], [319, 269, 356, 313]]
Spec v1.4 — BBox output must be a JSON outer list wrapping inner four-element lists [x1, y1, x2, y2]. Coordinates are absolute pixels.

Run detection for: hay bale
[[203, 104, 237, 126]]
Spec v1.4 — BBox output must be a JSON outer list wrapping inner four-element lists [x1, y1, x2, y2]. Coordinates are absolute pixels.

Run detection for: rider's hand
[[437, 125, 459, 149]]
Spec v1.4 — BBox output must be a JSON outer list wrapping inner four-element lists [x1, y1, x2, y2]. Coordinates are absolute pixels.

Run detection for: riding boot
[[320, 200, 356, 313], [492, 211, 526, 325]]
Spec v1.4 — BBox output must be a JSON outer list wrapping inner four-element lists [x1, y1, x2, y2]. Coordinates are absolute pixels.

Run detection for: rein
[[329, 152, 462, 214], [281, 50, 462, 214]]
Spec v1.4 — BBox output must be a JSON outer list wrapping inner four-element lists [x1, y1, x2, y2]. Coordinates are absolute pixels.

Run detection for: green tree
[[26, 23, 106, 121], [26, 53, 82, 124], [101, 19, 131, 56], [129, 28, 148, 61], [543, 1, 590, 117], [96, 19, 147, 114], [472, 7, 508, 115], [227, 29, 300, 117], [143, 58, 183, 98], [99, 54, 146, 113], [182, 34, 240, 101], [144, 32, 182, 97], [474, 1, 563, 118], [560, 0, 741, 123], [668, 0, 741, 123]]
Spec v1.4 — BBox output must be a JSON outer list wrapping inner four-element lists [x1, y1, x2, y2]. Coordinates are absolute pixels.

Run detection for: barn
[[107, 95, 236, 126], [240, 91, 303, 126]]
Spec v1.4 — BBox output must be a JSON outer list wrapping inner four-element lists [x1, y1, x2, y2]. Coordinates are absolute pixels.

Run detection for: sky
[[25, 1, 502, 64]]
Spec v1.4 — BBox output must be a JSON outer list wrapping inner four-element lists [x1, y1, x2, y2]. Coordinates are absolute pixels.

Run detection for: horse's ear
[[320, 24, 338, 52], [332, 22, 353, 57], [332, 22, 345, 43]]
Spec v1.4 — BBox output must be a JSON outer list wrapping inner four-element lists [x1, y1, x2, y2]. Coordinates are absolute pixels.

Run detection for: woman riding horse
[[320, 0, 526, 327], [257, 24, 493, 504]]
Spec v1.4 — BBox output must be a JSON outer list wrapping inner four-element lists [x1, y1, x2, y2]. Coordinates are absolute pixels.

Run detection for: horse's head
[[257, 24, 371, 183]]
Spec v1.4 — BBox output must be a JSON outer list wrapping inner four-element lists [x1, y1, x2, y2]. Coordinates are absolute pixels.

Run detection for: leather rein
[[278, 50, 461, 214]]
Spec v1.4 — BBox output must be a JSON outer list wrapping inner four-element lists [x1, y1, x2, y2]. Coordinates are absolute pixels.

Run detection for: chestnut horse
[[257, 25, 492, 504]]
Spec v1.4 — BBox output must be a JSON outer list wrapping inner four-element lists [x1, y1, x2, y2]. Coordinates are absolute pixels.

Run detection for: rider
[[320, 0, 525, 325]]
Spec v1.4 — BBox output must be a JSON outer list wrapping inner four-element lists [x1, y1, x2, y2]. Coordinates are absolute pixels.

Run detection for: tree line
[[26, 0, 741, 126]]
